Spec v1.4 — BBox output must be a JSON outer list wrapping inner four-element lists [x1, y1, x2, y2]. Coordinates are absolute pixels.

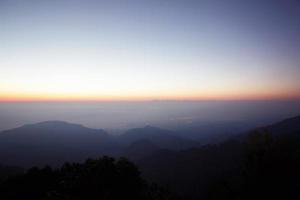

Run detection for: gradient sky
[[1, 0, 300, 101]]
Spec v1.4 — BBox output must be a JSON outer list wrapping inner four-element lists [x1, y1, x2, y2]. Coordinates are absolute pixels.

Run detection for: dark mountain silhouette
[[264, 115, 300, 136], [122, 139, 161, 160], [0, 121, 120, 167], [235, 114, 300, 141], [0, 122, 198, 167], [171, 120, 254, 143], [137, 141, 243, 199], [134, 115, 300, 199], [119, 126, 198, 150]]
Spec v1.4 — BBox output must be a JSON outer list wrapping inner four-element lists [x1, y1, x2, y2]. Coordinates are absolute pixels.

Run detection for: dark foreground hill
[[0, 157, 180, 200], [122, 139, 161, 160], [264, 114, 300, 136], [137, 115, 300, 199]]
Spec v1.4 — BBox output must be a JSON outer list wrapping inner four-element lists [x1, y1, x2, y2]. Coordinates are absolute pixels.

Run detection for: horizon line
[[1, 97, 300, 103]]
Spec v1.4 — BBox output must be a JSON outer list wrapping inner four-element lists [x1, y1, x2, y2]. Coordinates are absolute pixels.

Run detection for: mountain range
[[0, 115, 299, 167], [136, 115, 300, 199], [0, 121, 197, 166]]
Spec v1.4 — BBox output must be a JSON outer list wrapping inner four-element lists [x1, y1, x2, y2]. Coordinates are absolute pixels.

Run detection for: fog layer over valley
[[1, 100, 300, 134]]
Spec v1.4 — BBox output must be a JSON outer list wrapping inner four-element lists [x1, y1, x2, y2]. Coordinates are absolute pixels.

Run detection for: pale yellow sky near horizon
[[1, 1, 300, 101]]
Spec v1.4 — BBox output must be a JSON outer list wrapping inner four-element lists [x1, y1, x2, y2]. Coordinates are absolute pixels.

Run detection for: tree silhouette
[[0, 157, 180, 200]]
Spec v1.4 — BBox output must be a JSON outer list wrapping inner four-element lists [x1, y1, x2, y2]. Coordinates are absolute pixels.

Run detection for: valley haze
[[1, 100, 300, 133]]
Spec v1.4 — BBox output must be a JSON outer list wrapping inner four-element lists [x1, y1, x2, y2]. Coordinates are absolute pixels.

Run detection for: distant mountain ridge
[[0, 121, 118, 167], [0, 121, 198, 167], [1, 115, 299, 167], [119, 125, 198, 150], [123, 139, 160, 160]]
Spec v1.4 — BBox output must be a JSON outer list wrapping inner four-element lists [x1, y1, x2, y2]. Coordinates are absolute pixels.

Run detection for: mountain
[[136, 114, 300, 199], [1, 115, 300, 199], [137, 141, 244, 199], [0, 121, 120, 167], [264, 115, 300, 136], [3, 115, 298, 168], [122, 139, 160, 160], [119, 126, 198, 150], [171, 120, 254, 143], [0, 122, 198, 167]]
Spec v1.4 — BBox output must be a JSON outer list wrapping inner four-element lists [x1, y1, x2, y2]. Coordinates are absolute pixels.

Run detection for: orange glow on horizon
[[1, 91, 299, 102]]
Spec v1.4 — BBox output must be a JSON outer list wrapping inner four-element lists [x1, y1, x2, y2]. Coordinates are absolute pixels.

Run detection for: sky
[[1, 0, 300, 101]]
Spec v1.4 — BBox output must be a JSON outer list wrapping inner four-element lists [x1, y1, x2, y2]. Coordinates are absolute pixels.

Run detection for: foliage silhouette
[[0, 157, 180, 200]]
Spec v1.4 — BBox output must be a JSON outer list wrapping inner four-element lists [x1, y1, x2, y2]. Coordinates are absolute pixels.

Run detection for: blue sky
[[1, 0, 300, 100]]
